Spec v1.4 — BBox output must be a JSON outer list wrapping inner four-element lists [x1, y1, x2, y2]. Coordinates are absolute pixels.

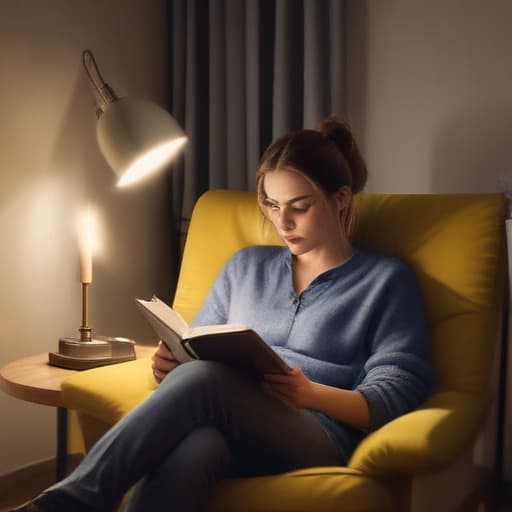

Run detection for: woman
[[13, 117, 434, 512]]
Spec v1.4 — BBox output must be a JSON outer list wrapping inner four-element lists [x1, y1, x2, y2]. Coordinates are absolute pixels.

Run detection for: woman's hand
[[265, 368, 371, 430], [152, 341, 180, 383], [261, 368, 316, 410]]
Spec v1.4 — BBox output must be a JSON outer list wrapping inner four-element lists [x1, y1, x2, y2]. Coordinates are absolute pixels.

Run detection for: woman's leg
[[44, 360, 343, 510], [125, 426, 230, 512]]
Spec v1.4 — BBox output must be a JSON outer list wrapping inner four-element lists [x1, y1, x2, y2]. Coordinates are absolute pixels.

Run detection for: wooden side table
[[0, 345, 154, 480]]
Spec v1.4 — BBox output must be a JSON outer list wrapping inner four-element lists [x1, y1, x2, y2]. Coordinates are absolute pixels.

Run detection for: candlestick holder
[[49, 283, 136, 370]]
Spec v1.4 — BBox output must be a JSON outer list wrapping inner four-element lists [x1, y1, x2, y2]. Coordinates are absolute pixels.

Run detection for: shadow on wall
[[430, 101, 512, 194], [49, 65, 113, 194]]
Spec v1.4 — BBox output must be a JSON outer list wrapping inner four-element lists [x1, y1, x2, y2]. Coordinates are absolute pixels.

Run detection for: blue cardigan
[[192, 245, 434, 461]]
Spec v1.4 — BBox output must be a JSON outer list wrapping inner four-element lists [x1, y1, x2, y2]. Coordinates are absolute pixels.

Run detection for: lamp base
[[49, 336, 136, 370]]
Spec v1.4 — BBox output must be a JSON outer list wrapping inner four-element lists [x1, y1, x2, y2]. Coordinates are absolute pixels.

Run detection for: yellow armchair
[[62, 190, 506, 512]]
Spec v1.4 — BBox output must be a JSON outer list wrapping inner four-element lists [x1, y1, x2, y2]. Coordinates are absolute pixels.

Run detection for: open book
[[135, 296, 291, 375]]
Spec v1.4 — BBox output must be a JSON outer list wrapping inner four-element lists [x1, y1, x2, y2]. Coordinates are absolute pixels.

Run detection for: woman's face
[[262, 168, 347, 258]]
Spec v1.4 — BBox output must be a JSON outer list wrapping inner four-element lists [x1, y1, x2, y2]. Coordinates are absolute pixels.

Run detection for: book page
[[184, 323, 248, 339], [146, 296, 189, 336], [135, 297, 193, 363]]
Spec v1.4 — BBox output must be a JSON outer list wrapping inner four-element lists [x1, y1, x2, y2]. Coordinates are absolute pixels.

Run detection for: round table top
[[0, 345, 154, 408]]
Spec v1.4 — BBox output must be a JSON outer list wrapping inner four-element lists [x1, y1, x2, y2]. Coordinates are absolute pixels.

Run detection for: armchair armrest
[[61, 356, 157, 425], [347, 391, 486, 476]]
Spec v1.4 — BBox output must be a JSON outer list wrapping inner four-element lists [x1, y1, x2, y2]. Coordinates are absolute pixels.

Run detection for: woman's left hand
[[261, 368, 315, 409]]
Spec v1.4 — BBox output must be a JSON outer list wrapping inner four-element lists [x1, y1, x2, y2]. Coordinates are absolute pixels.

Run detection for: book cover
[[136, 296, 290, 375]]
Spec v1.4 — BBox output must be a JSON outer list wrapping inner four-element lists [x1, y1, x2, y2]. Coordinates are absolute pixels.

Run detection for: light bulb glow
[[117, 137, 187, 187]]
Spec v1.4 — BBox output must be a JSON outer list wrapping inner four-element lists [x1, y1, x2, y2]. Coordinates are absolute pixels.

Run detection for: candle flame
[[79, 209, 96, 253]]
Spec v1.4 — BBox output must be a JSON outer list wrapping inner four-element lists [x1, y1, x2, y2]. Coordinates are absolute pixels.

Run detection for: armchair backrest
[[173, 190, 506, 395]]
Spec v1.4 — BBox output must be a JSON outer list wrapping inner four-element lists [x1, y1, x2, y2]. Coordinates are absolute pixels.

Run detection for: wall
[[345, 0, 512, 194], [344, 0, 512, 484], [0, 1, 174, 476]]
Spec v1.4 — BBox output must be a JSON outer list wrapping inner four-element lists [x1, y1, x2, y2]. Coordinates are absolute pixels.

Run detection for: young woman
[[13, 117, 434, 512]]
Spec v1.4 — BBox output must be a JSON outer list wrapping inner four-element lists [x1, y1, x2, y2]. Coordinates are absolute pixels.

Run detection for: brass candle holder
[[79, 282, 92, 341], [49, 282, 136, 370]]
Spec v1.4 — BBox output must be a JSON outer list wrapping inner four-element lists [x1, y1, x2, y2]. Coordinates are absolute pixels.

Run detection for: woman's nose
[[278, 210, 294, 231]]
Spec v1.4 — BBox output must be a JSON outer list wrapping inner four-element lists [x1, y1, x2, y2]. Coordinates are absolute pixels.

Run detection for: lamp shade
[[96, 97, 187, 187]]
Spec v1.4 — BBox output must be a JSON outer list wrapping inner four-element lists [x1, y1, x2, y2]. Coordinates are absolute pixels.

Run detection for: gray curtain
[[169, 0, 345, 239]]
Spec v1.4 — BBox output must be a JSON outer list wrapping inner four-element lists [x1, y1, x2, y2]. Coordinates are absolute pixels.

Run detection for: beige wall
[[345, 0, 512, 194], [0, 1, 174, 475]]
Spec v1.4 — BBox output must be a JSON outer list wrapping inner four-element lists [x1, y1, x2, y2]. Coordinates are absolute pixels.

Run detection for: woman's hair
[[256, 115, 367, 238]]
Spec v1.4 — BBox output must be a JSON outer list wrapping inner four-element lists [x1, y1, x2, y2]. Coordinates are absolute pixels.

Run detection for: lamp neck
[[82, 49, 119, 113]]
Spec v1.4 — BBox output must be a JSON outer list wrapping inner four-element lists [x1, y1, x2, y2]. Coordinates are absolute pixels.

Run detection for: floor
[[0, 467, 54, 511], [0, 457, 81, 512]]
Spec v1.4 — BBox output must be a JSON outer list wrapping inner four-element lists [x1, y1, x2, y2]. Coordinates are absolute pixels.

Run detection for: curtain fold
[[169, 0, 346, 238], [304, 0, 330, 127], [272, 0, 304, 136], [245, 0, 260, 192], [208, 0, 227, 189]]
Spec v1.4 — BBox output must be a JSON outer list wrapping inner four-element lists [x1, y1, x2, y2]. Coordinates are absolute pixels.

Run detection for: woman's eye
[[264, 201, 279, 211], [292, 204, 310, 212]]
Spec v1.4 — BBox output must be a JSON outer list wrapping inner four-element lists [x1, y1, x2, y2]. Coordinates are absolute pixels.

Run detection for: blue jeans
[[50, 361, 344, 511]]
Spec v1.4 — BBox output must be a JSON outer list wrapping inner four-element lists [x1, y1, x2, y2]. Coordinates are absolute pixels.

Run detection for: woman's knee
[[153, 360, 261, 426], [160, 359, 245, 393], [175, 426, 231, 478]]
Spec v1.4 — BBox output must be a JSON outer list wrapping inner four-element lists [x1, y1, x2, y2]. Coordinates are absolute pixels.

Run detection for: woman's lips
[[284, 236, 302, 244]]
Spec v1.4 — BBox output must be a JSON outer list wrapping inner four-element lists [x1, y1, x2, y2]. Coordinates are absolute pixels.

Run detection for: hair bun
[[316, 115, 368, 193]]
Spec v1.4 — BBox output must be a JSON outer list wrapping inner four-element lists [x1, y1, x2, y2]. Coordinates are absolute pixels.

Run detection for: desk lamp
[[49, 50, 187, 370], [82, 49, 187, 187]]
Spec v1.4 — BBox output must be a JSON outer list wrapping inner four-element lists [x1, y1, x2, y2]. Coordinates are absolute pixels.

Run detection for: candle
[[79, 209, 94, 284]]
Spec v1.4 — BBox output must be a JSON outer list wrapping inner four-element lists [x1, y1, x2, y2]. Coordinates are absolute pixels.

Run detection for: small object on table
[[48, 209, 136, 370]]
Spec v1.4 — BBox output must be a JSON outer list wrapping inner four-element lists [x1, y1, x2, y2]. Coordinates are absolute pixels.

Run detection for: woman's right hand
[[152, 341, 180, 383]]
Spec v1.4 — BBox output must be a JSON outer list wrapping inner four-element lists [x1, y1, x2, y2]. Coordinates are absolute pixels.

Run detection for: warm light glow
[[117, 137, 188, 187], [78, 208, 97, 284]]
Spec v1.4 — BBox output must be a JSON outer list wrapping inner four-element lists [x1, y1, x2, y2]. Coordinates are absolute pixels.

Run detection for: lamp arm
[[82, 49, 119, 113]]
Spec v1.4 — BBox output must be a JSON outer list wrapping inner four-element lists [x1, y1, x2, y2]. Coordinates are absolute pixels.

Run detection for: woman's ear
[[335, 186, 352, 211]]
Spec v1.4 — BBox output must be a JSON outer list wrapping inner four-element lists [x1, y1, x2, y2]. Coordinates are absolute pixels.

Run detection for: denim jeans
[[50, 360, 344, 512]]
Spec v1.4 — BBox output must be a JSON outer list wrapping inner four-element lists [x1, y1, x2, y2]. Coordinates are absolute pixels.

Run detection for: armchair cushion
[[62, 358, 157, 425], [208, 467, 393, 512]]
